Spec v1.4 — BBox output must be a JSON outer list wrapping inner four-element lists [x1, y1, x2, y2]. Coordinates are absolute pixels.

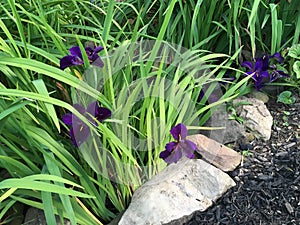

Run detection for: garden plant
[[0, 0, 299, 224]]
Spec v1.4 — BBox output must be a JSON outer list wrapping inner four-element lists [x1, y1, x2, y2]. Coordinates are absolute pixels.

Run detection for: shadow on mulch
[[186, 91, 300, 225]]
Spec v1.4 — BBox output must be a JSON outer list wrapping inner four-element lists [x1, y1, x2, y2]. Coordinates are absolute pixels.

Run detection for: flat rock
[[187, 134, 242, 171], [233, 97, 273, 140], [118, 159, 236, 225]]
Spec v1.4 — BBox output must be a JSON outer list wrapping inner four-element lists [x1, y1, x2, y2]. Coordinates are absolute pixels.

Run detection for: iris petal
[[169, 149, 182, 163], [261, 56, 270, 71], [60, 55, 77, 70], [69, 46, 82, 58], [270, 70, 289, 82], [254, 59, 264, 71], [254, 79, 264, 90], [260, 70, 269, 78], [160, 142, 179, 163], [71, 123, 90, 147], [69, 127, 77, 147], [73, 104, 86, 114], [164, 149, 182, 164], [93, 46, 104, 53], [63, 102, 111, 147], [96, 107, 112, 122], [62, 113, 73, 126], [185, 140, 197, 151], [86, 101, 98, 116], [272, 52, 284, 64], [241, 52, 287, 91], [71, 56, 84, 66], [86, 101, 99, 125], [87, 101, 111, 123], [170, 123, 187, 140], [160, 123, 197, 164], [159, 149, 172, 160], [165, 142, 177, 152], [276, 70, 289, 78], [92, 57, 104, 68], [85, 47, 93, 56], [241, 61, 253, 69], [181, 140, 197, 159], [85, 46, 104, 62]]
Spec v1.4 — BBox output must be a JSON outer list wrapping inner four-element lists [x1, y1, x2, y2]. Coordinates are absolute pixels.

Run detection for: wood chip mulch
[[186, 91, 300, 225]]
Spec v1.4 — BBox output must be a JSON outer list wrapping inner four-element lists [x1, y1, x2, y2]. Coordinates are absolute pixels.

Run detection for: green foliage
[[242, 150, 254, 157], [277, 91, 296, 104], [288, 44, 300, 81], [282, 110, 291, 126], [151, 0, 299, 55], [227, 103, 244, 124], [0, 0, 298, 224], [293, 61, 300, 80], [227, 100, 253, 124], [288, 44, 300, 60]]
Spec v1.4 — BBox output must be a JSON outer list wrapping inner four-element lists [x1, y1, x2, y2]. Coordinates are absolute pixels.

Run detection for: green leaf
[[41, 190, 57, 225], [0, 177, 94, 199], [0, 199, 16, 219], [248, 0, 261, 29], [0, 99, 31, 121], [43, 151, 77, 225], [102, 0, 116, 44], [288, 44, 300, 59], [0, 57, 110, 107], [21, 174, 82, 188], [0, 156, 34, 177], [277, 91, 296, 104], [32, 79, 60, 132], [293, 61, 300, 79]]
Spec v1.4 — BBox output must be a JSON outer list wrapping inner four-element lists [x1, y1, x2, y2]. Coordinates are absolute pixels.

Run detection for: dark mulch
[[186, 91, 300, 225]]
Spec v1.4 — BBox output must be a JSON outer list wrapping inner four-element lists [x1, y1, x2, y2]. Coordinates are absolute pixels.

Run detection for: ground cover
[[186, 91, 300, 225]]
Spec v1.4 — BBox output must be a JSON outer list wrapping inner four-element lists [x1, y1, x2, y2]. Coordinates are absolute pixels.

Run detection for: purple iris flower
[[271, 52, 284, 64], [241, 55, 270, 90], [269, 69, 289, 82], [269, 52, 289, 82], [62, 101, 111, 147], [159, 123, 197, 164], [60, 46, 104, 70], [241, 52, 289, 90]]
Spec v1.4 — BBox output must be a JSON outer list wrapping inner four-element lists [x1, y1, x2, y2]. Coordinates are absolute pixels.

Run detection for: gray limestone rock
[[118, 158, 236, 225], [223, 119, 246, 144], [247, 90, 269, 103], [198, 109, 245, 145], [233, 97, 273, 141]]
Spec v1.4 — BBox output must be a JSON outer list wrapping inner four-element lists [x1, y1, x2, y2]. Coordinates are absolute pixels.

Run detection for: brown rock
[[187, 134, 241, 171]]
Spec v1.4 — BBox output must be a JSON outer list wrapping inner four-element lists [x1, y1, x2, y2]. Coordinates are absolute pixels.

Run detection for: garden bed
[[186, 91, 300, 225], [0, 1, 299, 224]]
